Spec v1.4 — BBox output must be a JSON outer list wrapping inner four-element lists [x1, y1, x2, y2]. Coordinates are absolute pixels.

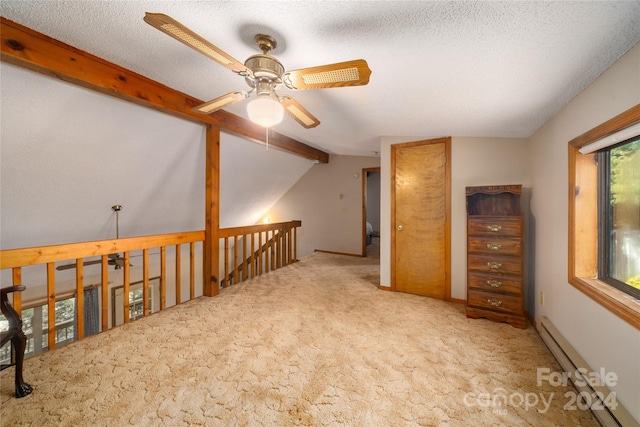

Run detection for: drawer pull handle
[[487, 262, 502, 270], [487, 280, 502, 288], [487, 299, 502, 307], [486, 243, 502, 251], [486, 225, 502, 232]]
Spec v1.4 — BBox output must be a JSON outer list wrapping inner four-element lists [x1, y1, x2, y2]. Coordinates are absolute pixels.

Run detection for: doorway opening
[[362, 167, 381, 257]]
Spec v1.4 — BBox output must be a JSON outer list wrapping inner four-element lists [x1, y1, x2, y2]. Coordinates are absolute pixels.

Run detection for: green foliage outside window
[[608, 137, 640, 288]]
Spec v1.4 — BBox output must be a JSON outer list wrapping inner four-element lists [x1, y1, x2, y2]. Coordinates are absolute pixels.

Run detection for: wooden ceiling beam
[[0, 17, 329, 163]]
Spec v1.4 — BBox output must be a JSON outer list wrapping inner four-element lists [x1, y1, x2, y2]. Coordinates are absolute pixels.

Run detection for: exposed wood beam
[[204, 125, 220, 297], [0, 17, 329, 163]]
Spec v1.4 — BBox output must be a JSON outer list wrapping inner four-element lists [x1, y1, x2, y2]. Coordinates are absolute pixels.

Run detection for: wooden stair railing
[[219, 221, 302, 287], [0, 222, 301, 360], [0, 231, 204, 355]]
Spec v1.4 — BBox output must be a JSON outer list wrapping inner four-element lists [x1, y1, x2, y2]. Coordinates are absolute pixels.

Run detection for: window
[[569, 104, 640, 329], [0, 297, 76, 365], [111, 278, 159, 327], [598, 137, 640, 298]]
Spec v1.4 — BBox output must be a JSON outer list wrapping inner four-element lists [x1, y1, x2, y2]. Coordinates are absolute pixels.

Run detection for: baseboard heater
[[537, 316, 638, 427]]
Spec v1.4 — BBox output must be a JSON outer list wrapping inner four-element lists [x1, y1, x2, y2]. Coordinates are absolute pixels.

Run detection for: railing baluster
[[271, 231, 277, 271], [75, 258, 84, 339], [277, 230, 282, 269], [250, 233, 256, 278], [160, 246, 166, 310], [224, 237, 229, 287], [266, 230, 272, 273], [143, 249, 149, 318], [258, 231, 264, 275], [233, 236, 239, 285], [278, 230, 282, 268], [283, 229, 287, 266], [46, 263, 56, 350], [175, 244, 181, 304], [274, 230, 278, 272], [263, 231, 267, 273], [242, 234, 248, 281], [282, 228, 286, 266], [288, 226, 293, 265], [190, 242, 195, 300], [293, 227, 298, 262], [275, 231, 279, 269], [101, 255, 108, 332], [272, 230, 276, 270], [123, 252, 131, 323]]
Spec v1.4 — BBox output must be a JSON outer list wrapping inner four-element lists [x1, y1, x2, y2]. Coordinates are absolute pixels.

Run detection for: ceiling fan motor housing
[[244, 54, 284, 89]]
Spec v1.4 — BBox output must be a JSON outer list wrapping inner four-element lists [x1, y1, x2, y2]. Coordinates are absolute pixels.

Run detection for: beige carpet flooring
[[1, 250, 597, 426]]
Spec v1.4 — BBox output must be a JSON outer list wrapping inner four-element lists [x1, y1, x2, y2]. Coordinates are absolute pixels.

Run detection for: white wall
[[0, 63, 205, 249], [529, 43, 640, 421], [379, 136, 531, 302], [265, 155, 381, 257], [219, 133, 314, 228]]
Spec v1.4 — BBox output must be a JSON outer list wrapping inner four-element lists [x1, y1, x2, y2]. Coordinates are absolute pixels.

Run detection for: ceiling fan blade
[[56, 259, 102, 271], [282, 59, 371, 90], [192, 91, 248, 114], [280, 96, 320, 128], [143, 12, 251, 75]]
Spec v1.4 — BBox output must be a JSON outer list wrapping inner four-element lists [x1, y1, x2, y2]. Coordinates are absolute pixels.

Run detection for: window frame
[[568, 104, 640, 330]]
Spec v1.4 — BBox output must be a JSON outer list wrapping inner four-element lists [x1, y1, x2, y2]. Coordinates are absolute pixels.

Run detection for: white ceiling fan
[[143, 13, 372, 129]]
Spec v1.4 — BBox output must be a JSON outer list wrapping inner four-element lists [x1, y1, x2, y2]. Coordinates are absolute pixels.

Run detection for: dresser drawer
[[468, 255, 522, 276], [468, 290, 523, 315], [468, 217, 522, 238], [468, 273, 522, 296], [468, 237, 522, 256]]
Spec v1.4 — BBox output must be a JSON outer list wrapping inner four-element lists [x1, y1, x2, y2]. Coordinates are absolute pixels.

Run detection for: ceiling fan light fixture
[[247, 96, 284, 128]]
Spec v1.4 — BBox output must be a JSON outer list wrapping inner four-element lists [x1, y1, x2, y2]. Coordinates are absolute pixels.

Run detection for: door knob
[[397, 225, 404, 231]]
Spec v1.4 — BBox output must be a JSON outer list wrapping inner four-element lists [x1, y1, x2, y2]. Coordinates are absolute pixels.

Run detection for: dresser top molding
[[466, 185, 522, 196]]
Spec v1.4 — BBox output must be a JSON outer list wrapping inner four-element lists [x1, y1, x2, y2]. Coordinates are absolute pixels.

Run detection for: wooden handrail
[[0, 231, 204, 269], [218, 221, 301, 238]]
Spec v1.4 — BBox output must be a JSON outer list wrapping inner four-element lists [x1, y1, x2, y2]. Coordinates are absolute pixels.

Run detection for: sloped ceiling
[[1, 1, 639, 155]]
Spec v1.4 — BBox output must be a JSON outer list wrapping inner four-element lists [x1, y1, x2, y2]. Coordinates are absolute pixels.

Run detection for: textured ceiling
[[1, 1, 640, 155]]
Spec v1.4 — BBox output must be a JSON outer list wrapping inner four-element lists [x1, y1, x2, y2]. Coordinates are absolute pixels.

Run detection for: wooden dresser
[[465, 185, 526, 329]]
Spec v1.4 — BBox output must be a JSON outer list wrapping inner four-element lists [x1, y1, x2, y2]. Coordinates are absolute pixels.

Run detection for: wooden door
[[391, 138, 451, 299]]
